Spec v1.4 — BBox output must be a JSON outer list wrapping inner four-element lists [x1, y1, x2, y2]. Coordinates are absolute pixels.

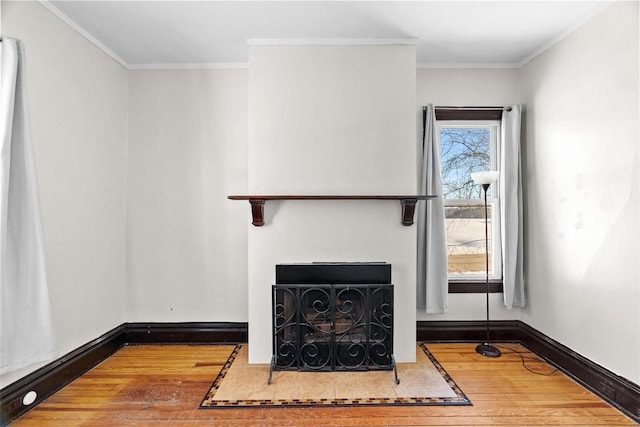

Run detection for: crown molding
[[517, 0, 614, 68], [35, 2, 614, 72], [129, 63, 249, 70], [248, 37, 419, 46], [37, 0, 130, 70], [417, 62, 520, 70]]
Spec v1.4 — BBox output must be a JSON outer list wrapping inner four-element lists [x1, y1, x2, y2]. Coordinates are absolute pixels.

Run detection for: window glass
[[438, 122, 501, 279]]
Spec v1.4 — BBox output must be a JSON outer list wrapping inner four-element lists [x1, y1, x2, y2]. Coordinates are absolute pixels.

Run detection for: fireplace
[[269, 263, 397, 384]]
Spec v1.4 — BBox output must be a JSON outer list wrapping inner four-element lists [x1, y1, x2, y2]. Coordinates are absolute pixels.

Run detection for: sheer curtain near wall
[[417, 105, 448, 313], [0, 38, 57, 375], [498, 105, 525, 308]]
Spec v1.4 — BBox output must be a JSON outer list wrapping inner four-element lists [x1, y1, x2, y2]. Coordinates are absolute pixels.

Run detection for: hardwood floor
[[10, 343, 636, 426]]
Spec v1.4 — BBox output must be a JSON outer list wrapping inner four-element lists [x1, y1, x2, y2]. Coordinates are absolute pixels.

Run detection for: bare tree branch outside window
[[440, 128, 490, 199]]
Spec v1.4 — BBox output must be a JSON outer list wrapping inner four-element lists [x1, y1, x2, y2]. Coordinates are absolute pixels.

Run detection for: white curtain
[[417, 105, 448, 313], [498, 104, 525, 308], [1, 38, 57, 375]]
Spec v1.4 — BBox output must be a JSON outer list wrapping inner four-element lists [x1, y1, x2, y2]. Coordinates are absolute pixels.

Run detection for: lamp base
[[476, 343, 501, 358]]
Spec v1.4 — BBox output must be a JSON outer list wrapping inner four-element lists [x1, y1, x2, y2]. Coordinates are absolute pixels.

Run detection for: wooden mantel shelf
[[227, 195, 436, 227]]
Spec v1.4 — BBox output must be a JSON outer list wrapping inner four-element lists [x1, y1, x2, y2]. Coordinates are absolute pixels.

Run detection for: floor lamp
[[471, 171, 501, 358]]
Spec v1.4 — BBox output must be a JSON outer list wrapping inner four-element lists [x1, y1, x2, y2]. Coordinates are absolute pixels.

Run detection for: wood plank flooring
[[10, 343, 637, 426]]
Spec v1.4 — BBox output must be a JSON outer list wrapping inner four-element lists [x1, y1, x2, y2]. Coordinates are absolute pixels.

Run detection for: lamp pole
[[471, 172, 501, 358]]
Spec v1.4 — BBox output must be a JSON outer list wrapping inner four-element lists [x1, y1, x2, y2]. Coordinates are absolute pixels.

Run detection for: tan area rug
[[200, 343, 470, 408]]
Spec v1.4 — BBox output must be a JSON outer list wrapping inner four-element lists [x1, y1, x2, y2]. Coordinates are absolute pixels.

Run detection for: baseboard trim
[[0, 322, 247, 426], [2, 321, 638, 424], [515, 321, 640, 423], [417, 320, 640, 423], [124, 321, 248, 344], [416, 319, 521, 342], [0, 324, 126, 426]]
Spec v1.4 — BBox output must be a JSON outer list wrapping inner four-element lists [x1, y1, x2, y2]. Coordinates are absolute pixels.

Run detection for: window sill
[[448, 280, 503, 294]]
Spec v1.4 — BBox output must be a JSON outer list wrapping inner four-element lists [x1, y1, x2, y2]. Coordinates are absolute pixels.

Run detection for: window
[[438, 120, 502, 280]]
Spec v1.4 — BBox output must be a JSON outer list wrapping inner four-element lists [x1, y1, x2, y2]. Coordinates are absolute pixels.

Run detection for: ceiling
[[42, 0, 610, 69]]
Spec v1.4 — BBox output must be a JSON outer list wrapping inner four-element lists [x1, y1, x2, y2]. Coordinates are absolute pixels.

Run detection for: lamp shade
[[471, 171, 500, 185]]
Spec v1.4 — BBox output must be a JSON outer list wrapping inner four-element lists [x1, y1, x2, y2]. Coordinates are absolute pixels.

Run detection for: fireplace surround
[[269, 263, 398, 384]]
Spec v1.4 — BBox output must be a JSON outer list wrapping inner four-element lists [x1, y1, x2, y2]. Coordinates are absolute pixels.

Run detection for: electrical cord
[[496, 345, 559, 376]]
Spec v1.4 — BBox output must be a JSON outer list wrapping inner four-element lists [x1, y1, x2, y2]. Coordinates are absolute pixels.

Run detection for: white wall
[[248, 45, 417, 363], [415, 68, 521, 322], [3, 0, 638, 390], [1, 1, 128, 386], [127, 70, 248, 322], [520, 1, 639, 384]]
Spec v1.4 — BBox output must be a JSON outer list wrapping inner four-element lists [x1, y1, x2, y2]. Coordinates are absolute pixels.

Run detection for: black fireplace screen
[[269, 263, 397, 383]]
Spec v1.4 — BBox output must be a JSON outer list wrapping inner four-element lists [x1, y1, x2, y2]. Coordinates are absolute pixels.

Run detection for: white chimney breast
[[247, 44, 417, 364]]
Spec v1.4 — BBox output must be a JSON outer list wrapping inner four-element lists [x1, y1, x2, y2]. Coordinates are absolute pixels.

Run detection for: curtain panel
[[417, 105, 448, 313], [1, 38, 57, 375], [499, 105, 526, 308]]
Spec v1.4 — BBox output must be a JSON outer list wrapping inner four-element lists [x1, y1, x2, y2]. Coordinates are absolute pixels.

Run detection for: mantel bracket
[[249, 199, 266, 226], [400, 198, 418, 226]]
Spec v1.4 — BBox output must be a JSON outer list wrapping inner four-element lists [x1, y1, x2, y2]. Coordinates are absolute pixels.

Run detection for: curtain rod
[[430, 105, 512, 111]]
